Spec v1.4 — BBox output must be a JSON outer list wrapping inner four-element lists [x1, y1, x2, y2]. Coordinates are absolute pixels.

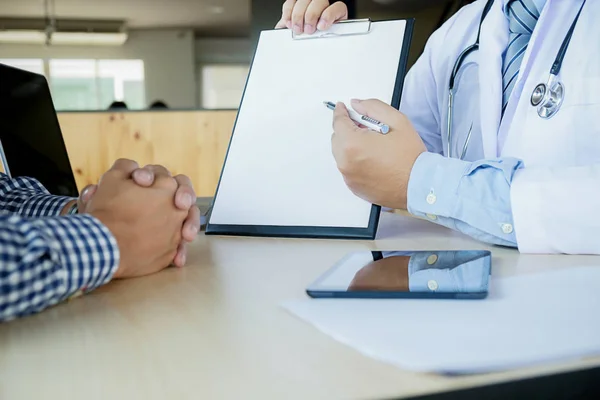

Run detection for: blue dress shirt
[[381, 251, 491, 292], [407, 153, 523, 247]]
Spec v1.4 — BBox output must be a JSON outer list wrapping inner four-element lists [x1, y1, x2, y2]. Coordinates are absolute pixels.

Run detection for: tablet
[[306, 250, 492, 299]]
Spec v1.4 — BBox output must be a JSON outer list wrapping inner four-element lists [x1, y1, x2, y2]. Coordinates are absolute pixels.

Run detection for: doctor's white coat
[[401, 0, 600, 254]]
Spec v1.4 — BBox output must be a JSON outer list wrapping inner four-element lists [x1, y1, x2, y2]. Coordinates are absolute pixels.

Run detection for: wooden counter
[[1, 212, 600, 399], [57, 110, 237, 197]]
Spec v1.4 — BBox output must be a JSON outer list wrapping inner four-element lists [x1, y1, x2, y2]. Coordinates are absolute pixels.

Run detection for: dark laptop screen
[[0, 63, 78, 197]]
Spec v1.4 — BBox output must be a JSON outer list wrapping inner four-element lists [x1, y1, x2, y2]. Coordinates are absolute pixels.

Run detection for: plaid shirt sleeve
[[0, 173, 74, 217], [0, 174, 120, 321]]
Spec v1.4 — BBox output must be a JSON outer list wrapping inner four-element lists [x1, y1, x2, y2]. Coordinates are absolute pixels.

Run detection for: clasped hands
[[331, 99, 427, 210], [65, 159, 200, 277]]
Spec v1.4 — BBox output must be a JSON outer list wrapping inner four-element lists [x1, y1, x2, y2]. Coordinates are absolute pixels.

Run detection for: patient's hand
[[77, 160, 200, 268]]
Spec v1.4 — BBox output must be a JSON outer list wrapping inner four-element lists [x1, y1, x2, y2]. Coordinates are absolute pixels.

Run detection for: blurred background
[[0, 0, 475, 111]]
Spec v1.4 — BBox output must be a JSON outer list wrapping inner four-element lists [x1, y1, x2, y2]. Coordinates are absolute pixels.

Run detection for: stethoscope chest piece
[[528, 0, 587, 120], [530, 83, 547, 106], [531, 78, 565, 119]]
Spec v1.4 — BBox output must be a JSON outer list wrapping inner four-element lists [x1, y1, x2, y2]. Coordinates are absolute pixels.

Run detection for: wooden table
[[2, 212, 600, 400]]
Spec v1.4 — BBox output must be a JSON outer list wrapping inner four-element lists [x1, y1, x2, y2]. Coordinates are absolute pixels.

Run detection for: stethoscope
[[446, 0, 587, 159]]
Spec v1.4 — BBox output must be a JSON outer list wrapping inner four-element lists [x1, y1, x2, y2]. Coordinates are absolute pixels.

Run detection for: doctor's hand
[[348, 256, 410, 292], [332, 99, 426, 210], [275, 0, 348, 35]]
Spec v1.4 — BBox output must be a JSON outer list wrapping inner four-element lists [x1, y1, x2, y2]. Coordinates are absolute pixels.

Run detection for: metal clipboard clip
[[291, 18, 372, 40]]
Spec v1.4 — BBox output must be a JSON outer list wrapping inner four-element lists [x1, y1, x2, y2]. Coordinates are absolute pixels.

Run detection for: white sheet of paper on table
[[283, 266, 600, 374]]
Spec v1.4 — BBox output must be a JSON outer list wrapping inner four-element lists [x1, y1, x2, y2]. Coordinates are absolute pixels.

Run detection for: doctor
[[277, 0, 600, 254]]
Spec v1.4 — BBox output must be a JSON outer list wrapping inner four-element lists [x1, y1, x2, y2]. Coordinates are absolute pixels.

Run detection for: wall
[[195, 38, 252, 107], [0, 29, 197, 109], [57, 110, 237, 197], [195, 38, 252, 64]]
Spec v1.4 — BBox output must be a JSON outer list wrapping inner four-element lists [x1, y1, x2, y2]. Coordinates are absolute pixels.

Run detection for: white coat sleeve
[[399, 17, 445, 154], [399, 2, 480, 154], [511, 164, 600, 254]]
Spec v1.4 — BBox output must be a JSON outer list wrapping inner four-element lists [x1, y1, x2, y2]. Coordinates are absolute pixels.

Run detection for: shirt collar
[[502, 0, 549, 15]]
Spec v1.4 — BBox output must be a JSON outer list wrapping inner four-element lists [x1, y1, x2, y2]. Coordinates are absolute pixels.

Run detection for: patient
[[0, 159, 200, 322]]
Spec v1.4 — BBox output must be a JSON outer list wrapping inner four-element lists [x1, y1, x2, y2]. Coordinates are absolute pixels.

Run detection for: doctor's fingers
[[318, 2, 349, 31], [351, 99, 405, 129], [332, 103, 368, 163], [278, 1, 347, 33], [290, 0, 327, 34], [332, 102, 364, 135], [277, 0, 295, 29], [291, 0, 312, 34], [275, 18, 287, 29], [304, 0, 331, 34], [331, 129, 365, 174]]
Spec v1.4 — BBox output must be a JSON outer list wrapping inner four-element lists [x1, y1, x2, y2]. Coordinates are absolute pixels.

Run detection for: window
[[0, 59, 44, 75], [49, 59, 145, 111], [0, 58, 145, 111], [49, 60, 99, 110], [201, 65, 249, 109], [98, 60, 145, 109]]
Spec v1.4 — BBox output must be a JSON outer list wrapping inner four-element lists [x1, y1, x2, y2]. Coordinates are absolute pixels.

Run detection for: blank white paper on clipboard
[[207, 19, 414, 239]]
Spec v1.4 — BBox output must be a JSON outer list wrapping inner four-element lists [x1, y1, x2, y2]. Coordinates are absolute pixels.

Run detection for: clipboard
[[206, 18, 414, 240]]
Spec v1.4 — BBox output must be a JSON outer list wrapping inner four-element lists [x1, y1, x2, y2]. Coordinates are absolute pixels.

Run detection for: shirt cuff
[[20, 195, 75, 218], [407, 152, 521, 246], [31, 214, 120, 299], [407, 152, 469, 219]]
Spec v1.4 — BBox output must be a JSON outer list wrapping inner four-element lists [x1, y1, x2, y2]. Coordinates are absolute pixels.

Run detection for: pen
[[323, 101, 390, 134]]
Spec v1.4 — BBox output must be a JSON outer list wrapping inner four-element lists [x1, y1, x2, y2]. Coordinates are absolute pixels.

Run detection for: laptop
[[0, 63, 78, 197]]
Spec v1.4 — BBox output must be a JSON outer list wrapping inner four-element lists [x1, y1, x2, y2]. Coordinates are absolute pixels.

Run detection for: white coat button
[[426, 193, 437, 205], [427, 280, 439, 291], [427, 254, 438, 265], [426, 213, 437, 221], [501, 223, 514, 234]]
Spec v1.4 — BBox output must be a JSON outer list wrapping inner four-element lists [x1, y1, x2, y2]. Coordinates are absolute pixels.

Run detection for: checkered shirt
[[0, 173, 119, 321]]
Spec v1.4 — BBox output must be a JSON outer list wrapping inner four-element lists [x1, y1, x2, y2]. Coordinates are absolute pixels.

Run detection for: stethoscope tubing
[[446, 0, 586, 159]]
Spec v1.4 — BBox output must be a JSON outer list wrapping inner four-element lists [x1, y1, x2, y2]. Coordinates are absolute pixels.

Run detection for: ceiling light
[[0, 16, 128, 46], [0, 30, 46, 44], [51, 32, 128, 46], [210, 6, 225, 14], [0, 30, 128, 46]]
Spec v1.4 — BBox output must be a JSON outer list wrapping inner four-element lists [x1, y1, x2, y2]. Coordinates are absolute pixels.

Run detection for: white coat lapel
[[499, 0, 586, 159], [478, 0, 508, 158]]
